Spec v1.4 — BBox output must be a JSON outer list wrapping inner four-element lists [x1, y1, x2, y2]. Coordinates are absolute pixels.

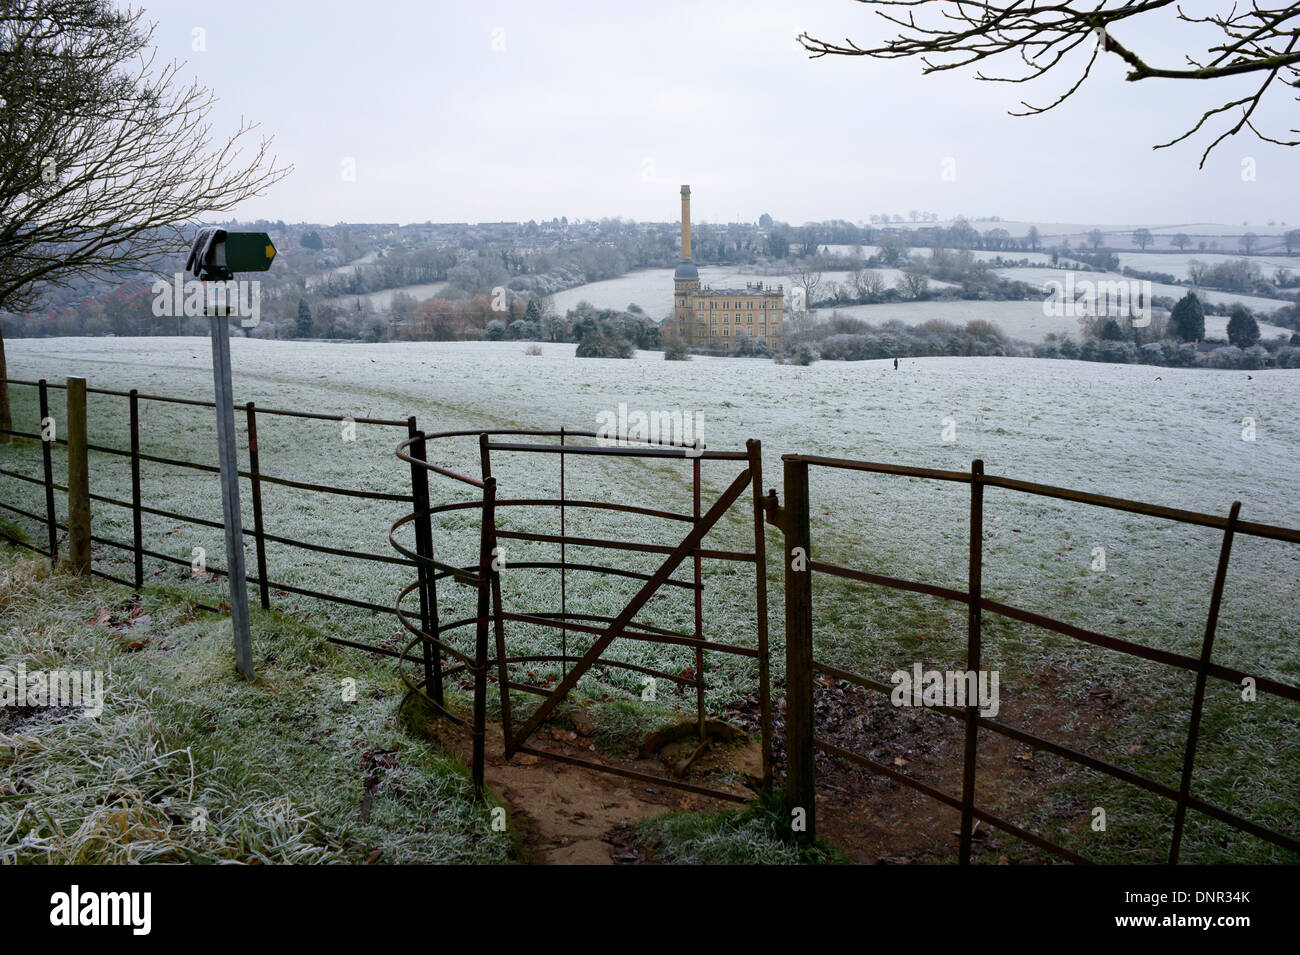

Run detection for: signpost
[[185, 228, 277, 680]]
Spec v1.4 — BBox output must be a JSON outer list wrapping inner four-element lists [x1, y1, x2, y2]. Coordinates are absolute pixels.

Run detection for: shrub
[[1275, 346, 1300, 368], [1160, 340, 1198, 367], [786, 342, 818, 365], [664, 338, 690, 361], [1206, 345, 1244, 369], [575, 332, 634, 359]]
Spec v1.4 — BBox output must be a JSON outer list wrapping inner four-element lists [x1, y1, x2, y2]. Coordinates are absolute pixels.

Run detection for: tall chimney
[[680, 184, 692, 261]]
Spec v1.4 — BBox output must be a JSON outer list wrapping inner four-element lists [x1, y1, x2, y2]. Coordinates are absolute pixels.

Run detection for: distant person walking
[[893, 357, 899, 370]]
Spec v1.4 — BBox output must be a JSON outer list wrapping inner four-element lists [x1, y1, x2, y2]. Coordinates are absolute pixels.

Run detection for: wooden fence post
[[66, 377, 91, 576], [783, 456, 815, 841]]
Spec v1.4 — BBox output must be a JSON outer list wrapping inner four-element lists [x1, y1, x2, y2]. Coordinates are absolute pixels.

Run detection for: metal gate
[[389, 428, 772, 801]]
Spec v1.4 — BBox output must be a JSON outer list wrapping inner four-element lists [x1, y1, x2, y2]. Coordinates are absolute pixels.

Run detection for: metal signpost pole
[[209, 296, 256, 680]]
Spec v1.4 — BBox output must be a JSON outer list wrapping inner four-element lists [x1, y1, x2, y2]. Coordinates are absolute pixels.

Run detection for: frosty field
[[547, 265, 951, 318], [3, 338, 1298, 862]]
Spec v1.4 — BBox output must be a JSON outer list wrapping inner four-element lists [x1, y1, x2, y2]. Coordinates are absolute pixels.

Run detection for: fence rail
[[768, 453, 1300, 864]]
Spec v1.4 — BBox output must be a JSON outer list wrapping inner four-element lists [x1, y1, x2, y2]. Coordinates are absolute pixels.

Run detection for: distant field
[[323, 281, 448, 311], [548, 264, 956, 319], [1115, 251, 1298, 280], [995, 266, 1295, 322], [7, 338, 1296, 862]]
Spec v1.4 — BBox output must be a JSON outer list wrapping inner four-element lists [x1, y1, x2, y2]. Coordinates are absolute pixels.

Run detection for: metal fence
[[768, 454, 1300, 863], [0, 376, 426, 663]]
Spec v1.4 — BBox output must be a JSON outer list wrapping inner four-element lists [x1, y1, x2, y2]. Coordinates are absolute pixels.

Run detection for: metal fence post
[[692, 455, 706, 740], [208, 315, 255, 681], [472, 470, 498, 793], [246, 403, 270, 609], [959, 459, 985, 865], [783, 456, 815, 841], [748, 439, 773, 794], [477, 436, 512, 756], [66, 377, 91, 576], [407, 418, 441, 704], [1169, 501, 1241, 864], [37, 380, 58, 565], [559, 427, 567, 678], [129, 390, 144, 588]]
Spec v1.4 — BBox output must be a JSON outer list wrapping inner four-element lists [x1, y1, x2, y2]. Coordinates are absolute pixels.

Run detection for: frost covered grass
[[3, 337, 1298, 862], [0, 548, 514, 864], [636, 797, 845, 865]]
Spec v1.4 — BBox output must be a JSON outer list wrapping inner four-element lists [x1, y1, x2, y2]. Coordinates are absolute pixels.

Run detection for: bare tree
[[0, 0, 291, 438], [1133, 228, 1154, 250], [800, 2, 1300, 166], [793, 266, 824, 308], [1088, 229, 1105, 251], [897, 265, 929, 299], [1172, 233, 1192, 251]]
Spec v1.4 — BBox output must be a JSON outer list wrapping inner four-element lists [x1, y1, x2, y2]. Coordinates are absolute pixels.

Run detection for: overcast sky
[[139, 0, 1299, 228]]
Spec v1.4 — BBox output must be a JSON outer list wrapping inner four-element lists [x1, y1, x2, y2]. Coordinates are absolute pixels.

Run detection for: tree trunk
[[0, 332, 11, 443]]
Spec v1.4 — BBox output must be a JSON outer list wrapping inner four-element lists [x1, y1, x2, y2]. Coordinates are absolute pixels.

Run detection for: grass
[[0, 544, 515, 864], [636, 794, 846, 865]]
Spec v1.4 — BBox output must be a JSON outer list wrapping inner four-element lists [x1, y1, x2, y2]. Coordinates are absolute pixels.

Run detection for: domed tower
[[672, 185, 700, 343]]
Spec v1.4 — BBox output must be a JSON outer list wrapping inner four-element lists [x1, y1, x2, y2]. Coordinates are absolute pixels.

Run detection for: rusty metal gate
[[389, 428, 772, 801]]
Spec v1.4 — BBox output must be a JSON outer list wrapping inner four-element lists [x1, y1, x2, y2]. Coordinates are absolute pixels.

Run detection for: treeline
[[382, 294, 659, 353], [788, 315, 1029, 362], [311, 247, 457, 298]]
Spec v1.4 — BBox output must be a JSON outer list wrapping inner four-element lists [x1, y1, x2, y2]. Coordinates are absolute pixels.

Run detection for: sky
[[136, 0, 1299, 227]]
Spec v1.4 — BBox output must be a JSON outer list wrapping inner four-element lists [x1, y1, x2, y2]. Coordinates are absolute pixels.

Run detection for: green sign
[[221, 232, 277, 273]]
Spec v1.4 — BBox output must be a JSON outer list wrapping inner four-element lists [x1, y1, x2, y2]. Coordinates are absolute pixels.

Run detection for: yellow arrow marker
[[265, 244, 277, 262]]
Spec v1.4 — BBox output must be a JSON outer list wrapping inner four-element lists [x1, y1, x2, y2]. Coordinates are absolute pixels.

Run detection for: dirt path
[[414, 714, 749, 864]]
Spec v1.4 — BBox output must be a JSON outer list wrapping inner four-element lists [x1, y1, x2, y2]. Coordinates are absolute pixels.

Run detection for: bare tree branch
[[799, 1, 1300, 164]]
